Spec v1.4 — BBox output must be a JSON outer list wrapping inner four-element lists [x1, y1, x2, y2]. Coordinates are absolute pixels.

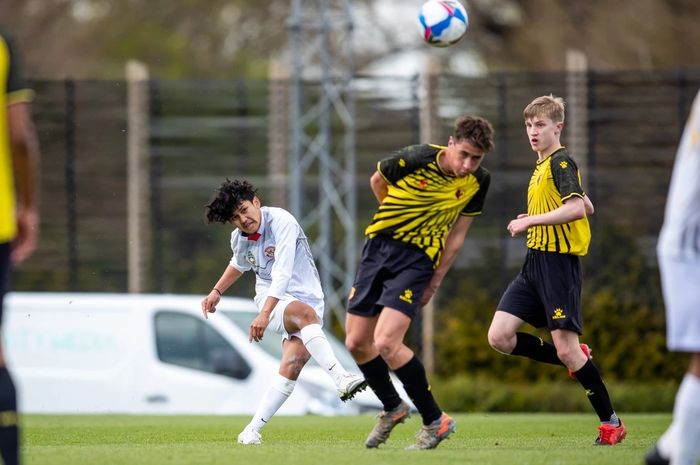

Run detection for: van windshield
[[219, 310, 358, 370]]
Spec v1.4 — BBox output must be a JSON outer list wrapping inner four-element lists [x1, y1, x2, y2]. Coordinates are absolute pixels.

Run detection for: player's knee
[[374, 336, 399, 362], [345, 335, 370, 359], [290, 304, 320, 328], [555, 346, 578, 367], [487, 327, 513, 354], [280, 354, 309, 378]]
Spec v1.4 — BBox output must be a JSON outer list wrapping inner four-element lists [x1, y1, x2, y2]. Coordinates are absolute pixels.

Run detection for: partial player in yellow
[[0, 29, 41, 465]]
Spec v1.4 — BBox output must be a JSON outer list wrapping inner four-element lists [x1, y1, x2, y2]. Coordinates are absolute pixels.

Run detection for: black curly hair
[[205, 178, 258, 224]]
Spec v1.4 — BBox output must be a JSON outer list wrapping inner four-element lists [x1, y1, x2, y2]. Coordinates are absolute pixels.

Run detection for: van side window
[[154, 311, 252, 380]]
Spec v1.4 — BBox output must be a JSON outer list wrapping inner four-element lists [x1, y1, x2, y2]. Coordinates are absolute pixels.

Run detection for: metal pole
[[566, 49, 589, 182], [126, 60, 151, 293], [289, 0, 303, 219], [64, 79, 78, 291], [419, 58, 440, 375]]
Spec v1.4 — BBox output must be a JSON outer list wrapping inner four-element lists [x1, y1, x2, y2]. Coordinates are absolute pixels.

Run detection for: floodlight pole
[[289, 0, 357, 327]]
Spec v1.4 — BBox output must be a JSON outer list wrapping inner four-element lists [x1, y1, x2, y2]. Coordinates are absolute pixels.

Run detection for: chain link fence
[[16, 69, 700, 303]]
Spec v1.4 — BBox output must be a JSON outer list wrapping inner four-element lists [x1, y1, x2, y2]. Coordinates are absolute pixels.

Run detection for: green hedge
[[431, 375, 680, 413]]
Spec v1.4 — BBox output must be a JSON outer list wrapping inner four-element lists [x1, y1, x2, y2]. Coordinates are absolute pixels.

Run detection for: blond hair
[[523, 94, 565, 123]]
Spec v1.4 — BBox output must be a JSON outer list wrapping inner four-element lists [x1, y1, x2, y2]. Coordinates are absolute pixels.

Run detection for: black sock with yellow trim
[[573, 359, 616, 423], [394, 356, 441, 425], [357, 356, 402, 412], [511, 332, 565, 366], [0, 366, 19, 465]]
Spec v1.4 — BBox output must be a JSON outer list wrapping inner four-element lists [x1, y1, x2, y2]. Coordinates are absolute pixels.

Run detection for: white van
[[2, 292, 389, 415]]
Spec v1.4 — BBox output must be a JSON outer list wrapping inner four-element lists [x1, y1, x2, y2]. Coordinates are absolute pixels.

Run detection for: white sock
[[672, 373, 700, 465], [299, 323, 347, 385], [657, 417, 678, 459], [248, 374, 296, 432]]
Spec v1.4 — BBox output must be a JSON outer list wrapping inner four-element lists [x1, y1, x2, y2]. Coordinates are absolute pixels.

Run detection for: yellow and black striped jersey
[[526, 148, 591, 256], [364, 144, 490, 265], [1, 31, 34, 243]]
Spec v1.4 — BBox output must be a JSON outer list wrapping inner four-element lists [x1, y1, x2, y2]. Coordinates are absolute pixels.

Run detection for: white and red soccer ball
[[418, 0, 469, 47]]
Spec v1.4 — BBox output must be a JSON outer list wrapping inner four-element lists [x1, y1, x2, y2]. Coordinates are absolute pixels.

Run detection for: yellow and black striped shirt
[[526, 148, 591, 256], [365, 144, 490, 265], [1, 31, 34, 243]]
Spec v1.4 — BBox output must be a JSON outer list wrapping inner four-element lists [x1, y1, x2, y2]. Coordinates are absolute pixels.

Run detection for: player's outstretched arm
[[202, 265, 243, 319], [249, 296, 279, 343], [8, 101, 41, 265], [507, 196, 586, 237]]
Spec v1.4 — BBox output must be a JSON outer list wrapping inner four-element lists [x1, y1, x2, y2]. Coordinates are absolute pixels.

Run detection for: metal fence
[[15, 69, 700, 308]]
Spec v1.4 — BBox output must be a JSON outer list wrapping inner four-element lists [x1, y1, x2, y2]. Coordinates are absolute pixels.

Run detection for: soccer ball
[[418, 0, 469, 47]]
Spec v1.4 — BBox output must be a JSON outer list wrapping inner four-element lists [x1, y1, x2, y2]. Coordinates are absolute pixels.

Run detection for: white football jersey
[[658, 91, 700, 261], [229, 206, 324, 309]]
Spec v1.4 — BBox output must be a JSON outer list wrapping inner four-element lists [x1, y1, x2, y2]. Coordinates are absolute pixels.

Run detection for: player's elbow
[[9, 131, 31, 156], [565, 199, 586, 221], [369, 172, 383, 191], [9, 104, 38, 151]]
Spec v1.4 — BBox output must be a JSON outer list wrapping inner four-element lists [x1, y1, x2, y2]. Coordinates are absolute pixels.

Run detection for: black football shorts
[[497, 248, 583, 334], [347, 236, 433, 319], [0, 242, 10, 327]]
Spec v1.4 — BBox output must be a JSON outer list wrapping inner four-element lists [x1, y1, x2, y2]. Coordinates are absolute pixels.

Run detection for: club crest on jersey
[[245, 251, 256, 266], [455, 189, 463, 199], [264, 246, 275, 258]]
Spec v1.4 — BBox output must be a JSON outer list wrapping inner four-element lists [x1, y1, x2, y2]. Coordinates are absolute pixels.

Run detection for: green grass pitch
[[24, 413, 670, 465]]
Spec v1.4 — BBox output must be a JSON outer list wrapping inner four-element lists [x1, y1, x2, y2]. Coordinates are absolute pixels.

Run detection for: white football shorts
[[659, 255, 700, 352], [264, 294, 325, 340]]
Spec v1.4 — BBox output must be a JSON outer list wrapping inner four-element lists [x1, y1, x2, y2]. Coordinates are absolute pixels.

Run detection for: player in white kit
[[645, 91, 700, 465], [201, 179, 367, 445]]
